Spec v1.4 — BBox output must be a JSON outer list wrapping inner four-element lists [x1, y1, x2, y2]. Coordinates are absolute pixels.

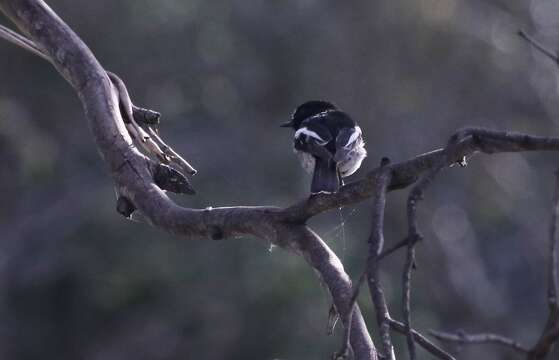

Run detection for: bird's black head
[[280, 100, 337, 129]]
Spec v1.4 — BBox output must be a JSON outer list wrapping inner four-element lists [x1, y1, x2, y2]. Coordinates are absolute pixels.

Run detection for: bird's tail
[[311, 158, 340, 194]]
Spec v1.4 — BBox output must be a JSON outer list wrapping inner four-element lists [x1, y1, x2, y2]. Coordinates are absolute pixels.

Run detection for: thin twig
[[147, 127, 197, 175], [366, 167, 395, 360], [547, 172, 559, 314], [518, 30, 559, 64], [377, 237, 409, 260], [429, 330, 530, 353], [0, 22, 197, 178], [427, 169, 559, 359], [0, 22, 50, 61], [388, 319, 456, 360], [402, 166, 443, 360], [402, 234, 418, 360], [516, 29, 559, 360], [379, 165, 450, 360], [527, 171, 559, 360]]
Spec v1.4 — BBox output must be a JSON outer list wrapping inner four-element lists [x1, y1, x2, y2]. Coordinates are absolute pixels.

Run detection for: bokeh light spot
[[432, 204, 471, 243]]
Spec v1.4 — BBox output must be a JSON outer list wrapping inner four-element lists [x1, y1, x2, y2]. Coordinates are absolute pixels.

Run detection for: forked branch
[[4, 1, 559, 359], [0, 1, 377, 358]]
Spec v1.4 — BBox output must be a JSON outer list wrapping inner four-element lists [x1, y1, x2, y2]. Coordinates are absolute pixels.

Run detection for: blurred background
[[1, 0, 559, 359]]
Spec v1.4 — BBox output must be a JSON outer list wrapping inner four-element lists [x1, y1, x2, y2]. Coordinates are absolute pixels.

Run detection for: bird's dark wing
[[335, 126, 361, 151], [304, 139, 334, 160], [294, 122, 334, 160]]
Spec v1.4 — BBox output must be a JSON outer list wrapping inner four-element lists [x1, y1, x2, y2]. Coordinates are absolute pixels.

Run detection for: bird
[[281, 100, 367, 194]]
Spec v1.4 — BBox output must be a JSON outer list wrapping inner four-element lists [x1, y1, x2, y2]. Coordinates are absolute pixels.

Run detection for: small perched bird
[[281, 101, 367, 193]]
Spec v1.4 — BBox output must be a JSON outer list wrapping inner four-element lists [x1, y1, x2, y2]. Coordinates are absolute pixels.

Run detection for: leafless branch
[[284, 128, 559, 223], [0, 20, 49, 61], [377, 237, 409, 260], [6, 2, 559, 359], [426, 170, 559, 360], [389, 319, 456, 360], [547, 173, 559, 314], [425, 31, 559, 360], [526, 172, 559, 360], [0, 20, 197, 180], [518, 30, 559, 64], [402, 166, 442, 360], [0, 1, 377, 358], [366, 166, 395, 360], [429, 330, 530, 353]]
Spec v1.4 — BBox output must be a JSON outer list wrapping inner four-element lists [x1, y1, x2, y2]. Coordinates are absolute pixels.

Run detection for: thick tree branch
[[290, 227, 377, 360], [2, 20, 559, 237], [285, 129, 559, 222], [6, 2, 559, 359], [0, 1, 377, 358]]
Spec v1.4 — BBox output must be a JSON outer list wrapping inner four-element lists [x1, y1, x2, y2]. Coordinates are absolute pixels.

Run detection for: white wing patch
[[294, 127, 328, 145], [344, 126, 362, 148], [338, 136, 367, 177]]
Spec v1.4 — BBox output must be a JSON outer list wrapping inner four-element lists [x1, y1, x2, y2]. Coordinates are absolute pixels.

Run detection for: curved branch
[[6, 2, 559, 359], [0, 0, 377, 358]]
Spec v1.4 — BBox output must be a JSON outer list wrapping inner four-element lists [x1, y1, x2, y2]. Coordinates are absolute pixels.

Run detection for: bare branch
[[429, 330, 530, 353], [0, 21, 49, 61], [389, 319, 456, 360], [402, 167, 441, 360], [402, 239, 417, 360], [285, 128, 559, 223], [0, 1, 377, 358], [132, 105, 161, 126], [377, 237, 409, 260], [427, 169, 559, 359], [6, 2, 559, 359], [292, 227, 378, 360], [527, 171, 559, 360], [518, 30, 559, 64], [421, 31, 559, 359], [147, 126, 197, 176], [0, 21, 197, 179], [546, 171, 559, 316], [528, 325, 559, 360], [366, 167, 395, 360]]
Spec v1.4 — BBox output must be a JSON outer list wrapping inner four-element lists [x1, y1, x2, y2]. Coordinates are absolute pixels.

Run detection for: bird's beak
[[280, 120, 294, 128]]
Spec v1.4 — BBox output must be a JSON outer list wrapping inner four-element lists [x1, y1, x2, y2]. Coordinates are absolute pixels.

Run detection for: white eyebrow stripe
[[344, 126, 362, 148], [294, 127, 328, 144]]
